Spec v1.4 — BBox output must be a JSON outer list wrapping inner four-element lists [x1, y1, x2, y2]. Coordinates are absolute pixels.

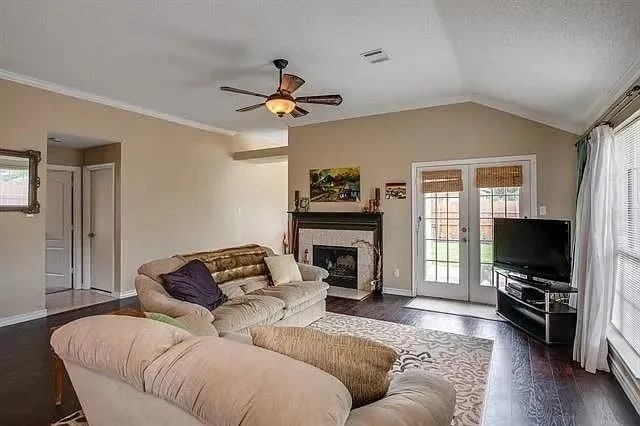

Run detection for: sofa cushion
[[264, 254, 302, 285], [217, 280, 245, 299], [212, 295, 285, 334], [138, 256, 186, 283], [50, 315, 192, 391], [160, 260, 228, 311], [251, 326, 397, 408], [282, 292, 327, 319], [234, 275, 271, 294], [250, 281, 329, 310], [144, 336, 352, 426]]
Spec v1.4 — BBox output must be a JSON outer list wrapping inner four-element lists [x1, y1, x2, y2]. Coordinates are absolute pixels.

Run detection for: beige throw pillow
[[263, 254, 302, 285], [250, 326, 397, 408]]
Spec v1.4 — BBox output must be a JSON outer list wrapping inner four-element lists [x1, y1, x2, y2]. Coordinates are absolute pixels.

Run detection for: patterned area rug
[[310, 313, 493, 426], [52, 313, 493, 426]]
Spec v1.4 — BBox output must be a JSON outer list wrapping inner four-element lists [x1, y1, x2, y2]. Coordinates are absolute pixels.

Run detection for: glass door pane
[[424, 192, 460, 284]]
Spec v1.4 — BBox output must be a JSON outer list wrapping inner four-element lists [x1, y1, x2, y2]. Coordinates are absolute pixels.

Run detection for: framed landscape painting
[[310, 167, 360, 202]]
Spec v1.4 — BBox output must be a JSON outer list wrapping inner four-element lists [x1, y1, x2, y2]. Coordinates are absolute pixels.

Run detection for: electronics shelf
[[494, 268, 577, 345]]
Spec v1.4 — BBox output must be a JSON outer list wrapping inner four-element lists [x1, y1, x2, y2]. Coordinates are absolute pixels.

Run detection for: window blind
[[421, 169, 463, 193], [611, 114, 640, 356], [475, 165, 523, 188]]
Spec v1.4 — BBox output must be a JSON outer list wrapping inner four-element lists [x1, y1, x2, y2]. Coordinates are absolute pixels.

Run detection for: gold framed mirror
[[0, 149, 41, 214]]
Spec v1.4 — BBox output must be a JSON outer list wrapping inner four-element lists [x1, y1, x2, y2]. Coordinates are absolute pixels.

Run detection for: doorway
[[45, 166, 81, 294], [83, 163, 115, 293], [412, 155, 536, 304]]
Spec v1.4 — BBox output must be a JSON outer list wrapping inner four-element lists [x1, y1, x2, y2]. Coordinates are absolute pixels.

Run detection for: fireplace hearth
[[313, 245, 358, 289]]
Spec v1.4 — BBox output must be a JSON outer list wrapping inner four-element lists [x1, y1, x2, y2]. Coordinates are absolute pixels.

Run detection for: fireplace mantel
[[289, 211, 383, 287], [290, 211, 383, 226]]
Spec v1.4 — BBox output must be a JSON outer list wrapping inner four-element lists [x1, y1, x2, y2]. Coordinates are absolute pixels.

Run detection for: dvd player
[[506, 279, 545, 303]]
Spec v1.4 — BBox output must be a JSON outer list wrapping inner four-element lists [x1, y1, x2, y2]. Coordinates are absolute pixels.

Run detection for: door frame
[[411, 154, 538, 299], [82, 163, 115, 293], [47, 164, 83, 290]]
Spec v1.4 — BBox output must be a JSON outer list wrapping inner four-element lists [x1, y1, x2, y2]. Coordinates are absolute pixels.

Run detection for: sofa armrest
[[135, 275, 214, 321], [345, 370, 456, 426], [297, 263, 329, 281]]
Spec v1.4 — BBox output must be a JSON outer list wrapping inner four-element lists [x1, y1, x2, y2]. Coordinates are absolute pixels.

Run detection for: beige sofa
[[51, 315, 457, 426], [135, 246, 329, 335]]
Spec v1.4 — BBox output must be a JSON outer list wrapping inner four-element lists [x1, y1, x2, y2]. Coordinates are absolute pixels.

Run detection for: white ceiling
[[48, 132, 115, 149], [1, 0, 639, 138]]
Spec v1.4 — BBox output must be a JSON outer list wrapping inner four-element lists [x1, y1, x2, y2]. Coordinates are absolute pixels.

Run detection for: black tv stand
[[495, 268, 577, 345]]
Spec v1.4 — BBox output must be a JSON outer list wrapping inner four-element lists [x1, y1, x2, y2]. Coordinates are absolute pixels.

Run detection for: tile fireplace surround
[[290, 212, 383, 292]]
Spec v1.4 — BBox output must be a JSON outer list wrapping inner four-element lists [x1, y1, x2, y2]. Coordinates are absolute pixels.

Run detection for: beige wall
[[0, 78, 287, 319], [47, 145, 83, 166], [288, 102, 578, 292]]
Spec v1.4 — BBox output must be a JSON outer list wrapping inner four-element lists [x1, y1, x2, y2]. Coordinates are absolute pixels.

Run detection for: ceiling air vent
[[361, 49, 389, 64]]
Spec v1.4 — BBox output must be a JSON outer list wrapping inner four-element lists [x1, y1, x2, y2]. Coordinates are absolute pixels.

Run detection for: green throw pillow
[[144, 312, 192, 334]]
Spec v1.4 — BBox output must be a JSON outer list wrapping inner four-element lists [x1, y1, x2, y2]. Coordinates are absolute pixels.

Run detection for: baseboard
[[609, 345, 640, 415], [117, 289, 137, 299], [0, 309, 48, 327], [383, 287, 414, 297]]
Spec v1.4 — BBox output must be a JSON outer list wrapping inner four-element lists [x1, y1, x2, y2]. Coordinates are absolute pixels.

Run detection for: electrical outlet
[[539, 206, 547, 216], [393, 268, 400, 278]]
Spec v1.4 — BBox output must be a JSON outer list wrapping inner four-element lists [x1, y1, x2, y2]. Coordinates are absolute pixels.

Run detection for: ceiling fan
[[220, 59, 343, 118]]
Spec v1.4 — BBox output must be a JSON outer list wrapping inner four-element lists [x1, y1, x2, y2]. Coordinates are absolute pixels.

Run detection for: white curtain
[[572, 125, 619, 373]]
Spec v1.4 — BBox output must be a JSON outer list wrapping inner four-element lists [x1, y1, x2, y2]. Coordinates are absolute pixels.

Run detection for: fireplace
[[313, 245, 358, 289], [291, 212, 383, 292]]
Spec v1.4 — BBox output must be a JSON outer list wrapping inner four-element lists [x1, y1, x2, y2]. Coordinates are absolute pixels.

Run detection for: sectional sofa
[[134, 245, 330, 334]]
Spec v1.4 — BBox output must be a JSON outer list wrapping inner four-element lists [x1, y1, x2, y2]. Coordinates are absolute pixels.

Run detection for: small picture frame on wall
[[385, 182, 407, 199]]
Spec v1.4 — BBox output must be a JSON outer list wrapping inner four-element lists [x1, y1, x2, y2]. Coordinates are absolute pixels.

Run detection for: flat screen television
[[493, 218, 571, 282]]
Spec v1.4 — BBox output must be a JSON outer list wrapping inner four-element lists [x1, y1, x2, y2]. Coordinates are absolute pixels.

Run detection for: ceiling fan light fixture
[[266, 93, 295, 117]]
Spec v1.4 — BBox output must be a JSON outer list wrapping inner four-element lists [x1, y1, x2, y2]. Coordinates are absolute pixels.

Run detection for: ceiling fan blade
[[220, 86, 268, 98], [235, 103, 265, 112], [289, 106, 309, 118], [279, 74, 305, 94], [295, 94, 343, 106]]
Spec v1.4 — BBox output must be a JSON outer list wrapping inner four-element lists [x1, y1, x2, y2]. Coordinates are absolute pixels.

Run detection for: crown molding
[[469, 95, 582, 135], [583, 56, 640, 133], [0, 68, 236, 136]]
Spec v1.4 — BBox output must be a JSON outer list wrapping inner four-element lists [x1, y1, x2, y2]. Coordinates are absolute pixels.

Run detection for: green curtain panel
[[576, 136, 590, 196]]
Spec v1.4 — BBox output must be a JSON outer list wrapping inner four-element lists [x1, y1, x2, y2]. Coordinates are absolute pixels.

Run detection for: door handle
[[461, 237, 468, 243], [88, 232, 95, 238], [416, 216, 422, 233]]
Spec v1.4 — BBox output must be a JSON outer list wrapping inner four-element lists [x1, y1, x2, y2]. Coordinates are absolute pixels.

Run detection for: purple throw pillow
[[160, 259, 228, 311]]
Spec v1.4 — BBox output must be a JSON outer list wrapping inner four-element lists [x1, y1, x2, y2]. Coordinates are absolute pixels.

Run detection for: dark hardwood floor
[[0, 294, 637, 425]]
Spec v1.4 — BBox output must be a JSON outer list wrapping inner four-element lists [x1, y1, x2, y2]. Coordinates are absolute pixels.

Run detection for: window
[[611, 114, 640, 359]]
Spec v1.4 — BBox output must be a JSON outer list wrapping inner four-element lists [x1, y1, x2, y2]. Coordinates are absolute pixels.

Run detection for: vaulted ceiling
[[1, 0, 639, 138]]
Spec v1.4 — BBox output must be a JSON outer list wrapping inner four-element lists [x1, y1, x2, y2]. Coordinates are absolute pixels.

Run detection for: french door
[[413, 156, 535, 304]]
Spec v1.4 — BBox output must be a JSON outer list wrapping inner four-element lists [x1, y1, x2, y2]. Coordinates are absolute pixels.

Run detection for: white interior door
[[45, 170, 73, 293], [84, 165, 114, 293], [414, 156, 536, 304]]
